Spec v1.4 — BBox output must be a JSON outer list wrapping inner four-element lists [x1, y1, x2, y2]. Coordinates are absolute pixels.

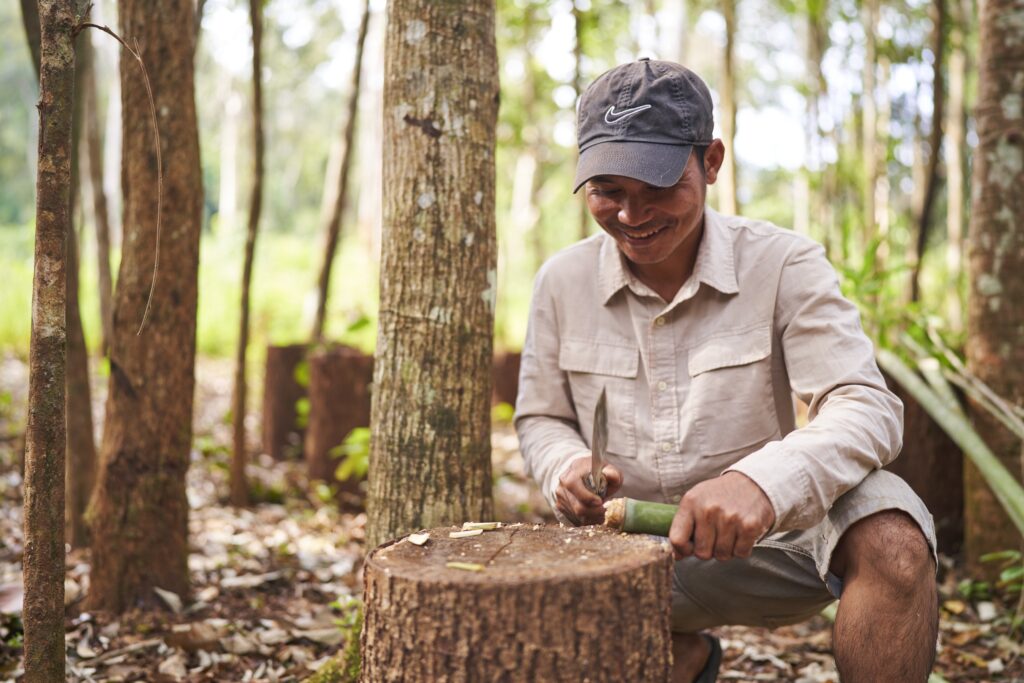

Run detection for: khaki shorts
[[670, 470, 937, 632]]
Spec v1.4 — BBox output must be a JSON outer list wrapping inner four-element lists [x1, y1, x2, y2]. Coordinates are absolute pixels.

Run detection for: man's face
[[584, 150, 710, 267]]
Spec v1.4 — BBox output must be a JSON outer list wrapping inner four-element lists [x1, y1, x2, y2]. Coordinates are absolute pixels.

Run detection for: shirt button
[[657, 381, 668, 391], [655, 317, 666, 327], [660, 442, 671, 452]]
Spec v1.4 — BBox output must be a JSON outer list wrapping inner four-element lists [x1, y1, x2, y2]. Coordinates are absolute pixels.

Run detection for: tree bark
[[718, 0, 739, 215], [261, 343, 309, 460], [19, 0, 42, 79], [23, 0, 75, 677], [911, 0, 947, 302], [944, 0, 969, 330], [361, 525, 673, 682], [367, 0, 498, 548], [311, 1, 371, 342], [86, 0, 203, 612], [229, 0, 266, 508], [963, 0, 1024, 575], [80, 32, 115, 355]]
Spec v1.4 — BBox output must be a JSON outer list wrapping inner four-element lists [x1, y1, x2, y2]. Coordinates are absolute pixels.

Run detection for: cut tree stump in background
[[881, 368, 964, 553], [362, 524, 673, 682], [261, 344, 308, 460], [304, 345, 372, 505], [491, 350, 521, 407]]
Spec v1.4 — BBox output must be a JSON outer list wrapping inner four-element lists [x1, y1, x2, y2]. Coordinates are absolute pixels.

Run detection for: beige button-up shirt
[[514, 207, 903, 533]]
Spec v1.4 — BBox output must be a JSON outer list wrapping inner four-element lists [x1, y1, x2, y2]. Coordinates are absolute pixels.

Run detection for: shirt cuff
[[723, 440, 808, 535]]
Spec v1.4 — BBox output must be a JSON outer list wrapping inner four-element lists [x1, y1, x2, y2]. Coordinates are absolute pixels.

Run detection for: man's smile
[[617, 223, 671, 243]]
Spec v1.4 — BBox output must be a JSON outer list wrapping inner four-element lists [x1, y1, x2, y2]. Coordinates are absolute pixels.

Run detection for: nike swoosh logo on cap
[[604, 104, 652, 124]]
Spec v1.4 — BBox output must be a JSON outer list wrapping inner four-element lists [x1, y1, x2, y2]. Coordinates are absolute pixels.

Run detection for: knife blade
[[584, 387, 609, 498]]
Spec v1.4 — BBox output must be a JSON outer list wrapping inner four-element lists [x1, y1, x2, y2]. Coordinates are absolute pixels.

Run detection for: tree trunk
[[367, 0, 498, 548], [19, 0, 42, 79], [718, 0, 739, 215], [361, 525, 673, 682], [861, 0, 879, 242], [963, 0, 1024, 575], [23, 0, 74, 677], [573, 0, 590, 241], [229, 0, 266, 508], [311, 0, 371, 342], [63, 27, 98, 552], [944, 0, 969, 331], [80, 31, 115, 355], [262, 343, 309, 460], [911, 0, 947, 302], [304, 346, 372, 506], [86, 0, 203, 612]]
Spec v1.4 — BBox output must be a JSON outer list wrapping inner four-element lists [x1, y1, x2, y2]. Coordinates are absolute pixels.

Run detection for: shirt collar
[[597, 206, 739, 305]]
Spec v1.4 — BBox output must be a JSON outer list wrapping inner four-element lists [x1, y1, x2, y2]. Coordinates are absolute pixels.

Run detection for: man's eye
[[591, 187, 620, 197]]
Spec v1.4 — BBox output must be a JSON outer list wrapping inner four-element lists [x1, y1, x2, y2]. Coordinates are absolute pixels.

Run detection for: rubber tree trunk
[[944, 0, 969, 331], [23, 0, 75, 677], [718, 0, 739, 215], [80, 31, 115, 355], [311, 0, 371, 342], [361, 525, 673, 682], [261, 343, 309, 460], [573, 0, 589, 241], [86, 0, 203, 612], [367, 0, 498, 549], [860, 0, 879, 243], [19, 0, 42, 79], [910, 0, 946, 302], [229, 0, 265, 508], [963, 0, 1024, 575]]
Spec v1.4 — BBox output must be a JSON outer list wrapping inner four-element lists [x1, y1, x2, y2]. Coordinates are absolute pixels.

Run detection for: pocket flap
[[688, 325, 771, 376], [558, 339, 639, 378]]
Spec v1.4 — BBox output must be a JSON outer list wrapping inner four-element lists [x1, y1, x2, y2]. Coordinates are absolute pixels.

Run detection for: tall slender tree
[[367, 0, 498, 548], [963, 0, 1024, 574], [311, 0, 371, 342], [23, 0, 76, 676], [229, 0, 266, 508], [860, 0, 879, 240], [87, 0, 203, 612], [944, 0, 969, 329], [718, 0, 739, 214], [573, 0, 589, 240]]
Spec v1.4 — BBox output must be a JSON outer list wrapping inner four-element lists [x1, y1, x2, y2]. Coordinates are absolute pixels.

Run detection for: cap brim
[[573, 141, 692, 193]]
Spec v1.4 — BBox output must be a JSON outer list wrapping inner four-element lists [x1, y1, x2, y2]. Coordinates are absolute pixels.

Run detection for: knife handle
[[583, 472, 608, 499]]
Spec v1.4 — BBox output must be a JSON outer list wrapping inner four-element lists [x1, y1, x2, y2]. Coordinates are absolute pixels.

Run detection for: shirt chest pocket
[[687, 325, 779, 459], [558, 339, 638, 458]]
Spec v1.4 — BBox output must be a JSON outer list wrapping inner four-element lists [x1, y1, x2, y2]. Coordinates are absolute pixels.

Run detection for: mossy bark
[[23, 0, 75, 678], [366, 0, 498, 548], [86, 0, 202, 612], [964, 0, 1024, 574]]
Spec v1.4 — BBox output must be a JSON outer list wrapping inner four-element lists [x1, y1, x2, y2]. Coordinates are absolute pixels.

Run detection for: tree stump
[[881, 369, 964, 552], [362, 524, 673, 682], [261, 343, 309, 460], [304, 345, 373, 504], [491, 351, 521, 407]]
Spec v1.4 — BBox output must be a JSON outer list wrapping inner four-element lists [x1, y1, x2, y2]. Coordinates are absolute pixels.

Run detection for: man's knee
[[831, 510, 935, 592]]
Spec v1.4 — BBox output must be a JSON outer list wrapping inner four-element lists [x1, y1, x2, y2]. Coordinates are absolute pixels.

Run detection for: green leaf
[[981, 550, 1022, 564]]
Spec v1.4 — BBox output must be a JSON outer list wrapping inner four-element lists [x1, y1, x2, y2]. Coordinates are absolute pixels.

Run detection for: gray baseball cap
[[573, 59, 715, 193]]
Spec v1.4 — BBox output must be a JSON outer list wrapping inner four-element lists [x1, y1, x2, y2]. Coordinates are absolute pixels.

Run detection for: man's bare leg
[[829, 510, 938, 682], [671, 632, 711, 683]]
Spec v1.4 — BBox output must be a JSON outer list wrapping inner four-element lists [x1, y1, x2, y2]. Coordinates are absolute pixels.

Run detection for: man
[[514, 59, 938, 683]]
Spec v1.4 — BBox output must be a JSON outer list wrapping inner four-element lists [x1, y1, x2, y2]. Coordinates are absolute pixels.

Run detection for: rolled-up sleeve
[[514, 265, 590, 512], [725, 239, 903, 533]]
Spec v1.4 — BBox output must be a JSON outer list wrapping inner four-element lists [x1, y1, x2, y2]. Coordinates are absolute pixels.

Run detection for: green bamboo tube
[[604, 498, 676, 536]]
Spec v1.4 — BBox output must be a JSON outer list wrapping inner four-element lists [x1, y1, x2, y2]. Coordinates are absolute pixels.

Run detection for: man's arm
[[724, 238, 903, 533]]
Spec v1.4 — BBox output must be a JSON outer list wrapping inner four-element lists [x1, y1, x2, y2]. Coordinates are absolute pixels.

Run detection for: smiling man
[[514, 59, 939, 683]]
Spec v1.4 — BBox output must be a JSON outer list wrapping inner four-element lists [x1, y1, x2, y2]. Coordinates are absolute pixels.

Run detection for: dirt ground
[[0, 353, 1021, 682]]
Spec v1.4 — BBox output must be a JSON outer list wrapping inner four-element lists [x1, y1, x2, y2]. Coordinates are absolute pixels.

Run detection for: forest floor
[[0, 352, 1022, 682]]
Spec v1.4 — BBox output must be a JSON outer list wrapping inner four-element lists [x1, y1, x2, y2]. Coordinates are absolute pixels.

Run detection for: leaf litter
[[0, 354, 1022, 680]]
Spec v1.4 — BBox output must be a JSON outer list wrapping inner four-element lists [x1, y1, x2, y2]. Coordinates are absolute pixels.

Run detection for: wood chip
[[461, 522, 502, 531], [408, 533, 430, 546], [445, 562, 485, 572], [449, 529, 483, 539]]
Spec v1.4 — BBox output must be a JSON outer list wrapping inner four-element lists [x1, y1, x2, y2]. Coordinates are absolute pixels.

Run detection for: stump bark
[[304, 345, 373, 502], [261, 344, 308, 460], [362, 524, 673, 683]]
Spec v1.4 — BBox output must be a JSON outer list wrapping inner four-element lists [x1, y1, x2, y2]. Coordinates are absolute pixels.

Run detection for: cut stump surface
[[362, 524, 673, 683]]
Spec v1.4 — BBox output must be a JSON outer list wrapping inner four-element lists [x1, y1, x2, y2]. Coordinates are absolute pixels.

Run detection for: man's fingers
[[732, 533, 756, 559], [713, 521, 738, 562], [669, 508, 695, 559], [692, 516, 716, 560], [602, 464, 624, 497]]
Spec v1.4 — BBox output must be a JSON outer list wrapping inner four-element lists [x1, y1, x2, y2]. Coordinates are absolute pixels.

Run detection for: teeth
[[626, 226, 663, 239]]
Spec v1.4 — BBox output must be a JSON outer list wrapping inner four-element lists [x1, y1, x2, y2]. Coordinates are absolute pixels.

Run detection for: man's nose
[[617, 195, 653, 227]]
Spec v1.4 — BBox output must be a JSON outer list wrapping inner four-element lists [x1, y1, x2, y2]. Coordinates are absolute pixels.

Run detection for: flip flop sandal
[[695, 634, 722, 683]]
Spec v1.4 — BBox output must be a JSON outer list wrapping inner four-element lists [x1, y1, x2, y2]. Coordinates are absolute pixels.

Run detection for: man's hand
[[669, 472, 775, 561], [555, 456, 623, 526]]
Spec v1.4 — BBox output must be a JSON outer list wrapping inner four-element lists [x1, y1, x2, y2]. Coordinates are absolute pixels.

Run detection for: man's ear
[[703, 139, 726, 185]]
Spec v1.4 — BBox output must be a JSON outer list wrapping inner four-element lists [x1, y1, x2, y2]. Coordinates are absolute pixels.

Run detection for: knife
[[584, 387, 609, 498]]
